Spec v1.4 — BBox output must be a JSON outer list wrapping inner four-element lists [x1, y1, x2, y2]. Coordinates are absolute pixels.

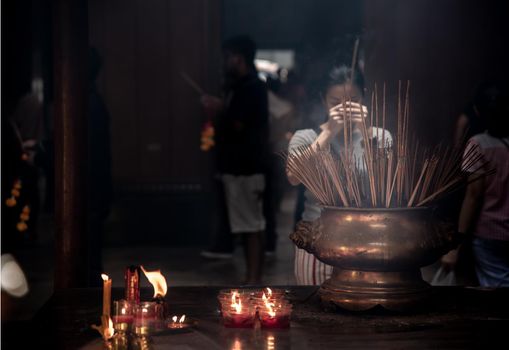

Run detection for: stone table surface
[[26, 286, 509, 349]]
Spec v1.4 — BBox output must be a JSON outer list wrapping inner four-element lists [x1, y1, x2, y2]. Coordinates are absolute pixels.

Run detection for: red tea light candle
[[258, 305, 292, 329], [256, 292, 292, 329], [134, 302, 157, 335], [222, 308, 256, 328], [169, 315, 186, 329], [113, 300, 134, 331], [258, 311, 291, 329], [218, 291, 256, 328]]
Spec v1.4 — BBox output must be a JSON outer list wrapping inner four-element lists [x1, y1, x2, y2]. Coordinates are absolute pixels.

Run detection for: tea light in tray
[[218, 290, 256, 328], [112, 300, 134, 331], [134, 301, 157, 335], [253, 289, 292, 329]]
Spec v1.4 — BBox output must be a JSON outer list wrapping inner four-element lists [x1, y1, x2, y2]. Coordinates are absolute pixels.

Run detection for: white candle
[[101, 274, 111, 317]]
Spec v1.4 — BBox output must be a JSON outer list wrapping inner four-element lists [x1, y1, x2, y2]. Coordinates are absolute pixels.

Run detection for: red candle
[[169, 315, 187, 329], [255, 291, 292, 329], [112, 314, 134, 324], [134, 302, 157, 329], [218, 291, 256, 328], [134, 314, 156, 327], [259, 314, 291, 329], [223, 312, 256, 328], [113, 299, 135, 332]]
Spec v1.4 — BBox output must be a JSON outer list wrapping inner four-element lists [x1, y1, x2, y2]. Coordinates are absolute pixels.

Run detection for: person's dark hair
[[322, 65, 365, 97], [222, 35, 256, 66]]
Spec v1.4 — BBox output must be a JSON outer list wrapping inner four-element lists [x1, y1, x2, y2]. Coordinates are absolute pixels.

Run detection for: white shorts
[[221, 174, 266, 233]]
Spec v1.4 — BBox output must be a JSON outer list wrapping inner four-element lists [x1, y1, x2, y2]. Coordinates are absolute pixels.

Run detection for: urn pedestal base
[[318, 268, 431, 312]]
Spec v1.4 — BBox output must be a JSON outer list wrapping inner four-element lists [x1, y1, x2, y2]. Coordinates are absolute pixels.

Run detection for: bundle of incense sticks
[[285, 81, 495, 208]]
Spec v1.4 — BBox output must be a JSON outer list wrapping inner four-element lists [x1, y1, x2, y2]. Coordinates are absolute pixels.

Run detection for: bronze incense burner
[[291, 206, 456, 311]]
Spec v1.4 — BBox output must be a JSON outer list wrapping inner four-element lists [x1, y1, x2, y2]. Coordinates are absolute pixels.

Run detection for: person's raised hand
[[326, 102, 368, 134], [200, 95, 224, 115], [335, 102, 368, 124]]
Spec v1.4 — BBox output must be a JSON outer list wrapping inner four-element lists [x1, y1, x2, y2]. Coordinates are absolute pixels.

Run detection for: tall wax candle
[[101, 274, 112, 316]]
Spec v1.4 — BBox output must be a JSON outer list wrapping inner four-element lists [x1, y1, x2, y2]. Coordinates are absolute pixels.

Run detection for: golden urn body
[[291, 207, 455, 311]]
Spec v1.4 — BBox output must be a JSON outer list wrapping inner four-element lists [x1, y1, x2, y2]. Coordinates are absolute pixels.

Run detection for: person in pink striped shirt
[[443, 82, 509, 287], [286, 65, 392, 285]]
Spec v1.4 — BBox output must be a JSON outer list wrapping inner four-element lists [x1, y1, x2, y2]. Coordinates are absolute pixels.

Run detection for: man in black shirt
[[201, 36, 269, 284]]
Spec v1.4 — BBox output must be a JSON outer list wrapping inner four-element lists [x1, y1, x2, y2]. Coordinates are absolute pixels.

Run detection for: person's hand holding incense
[[312, 102, 368, 150], [333, 102, 368, 124]]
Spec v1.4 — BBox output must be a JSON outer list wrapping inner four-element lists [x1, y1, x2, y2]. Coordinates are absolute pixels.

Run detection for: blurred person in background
[[264, 72, 295, 257], [201, 35, 269, 285], [442, 82, 509, 287]]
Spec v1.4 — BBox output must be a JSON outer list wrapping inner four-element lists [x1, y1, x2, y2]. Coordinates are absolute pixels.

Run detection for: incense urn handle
[[289, 220, 321, 253]]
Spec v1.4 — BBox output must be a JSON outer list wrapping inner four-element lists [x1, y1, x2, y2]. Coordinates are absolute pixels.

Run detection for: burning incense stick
[[350, 37, 360, 84], [180, 71, 205, 95]]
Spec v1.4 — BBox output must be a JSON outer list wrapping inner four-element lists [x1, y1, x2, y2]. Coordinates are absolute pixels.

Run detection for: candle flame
[[232, 339, 242, 350], [172, 316, 178, 323], [92, 316, 114, 341], [179, 314, 186, 323], [262, 292, 276, 317], [231, 291, 242, 313], [101, 274, 109, 281], [140, 266, 168, 298], [104, 316, 114, 340]]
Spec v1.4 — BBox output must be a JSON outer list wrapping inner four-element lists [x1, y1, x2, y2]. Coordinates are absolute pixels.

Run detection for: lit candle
[[113, 300, 134, 329], [134, 301, 157, 335], [256, 292, 292, 329], [169, 314, 186, 329], [218, 290, 256, 328], [101, 274, 112, 317]]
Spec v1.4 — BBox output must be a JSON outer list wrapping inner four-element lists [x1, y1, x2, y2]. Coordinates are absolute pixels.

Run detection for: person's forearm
[[311, 128, 334, 150], [286, 170, 301, 186], [458, 193, 482, 234]]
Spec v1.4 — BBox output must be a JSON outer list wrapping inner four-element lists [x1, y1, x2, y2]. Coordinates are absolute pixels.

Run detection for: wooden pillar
[[52, 0, 89, 288]]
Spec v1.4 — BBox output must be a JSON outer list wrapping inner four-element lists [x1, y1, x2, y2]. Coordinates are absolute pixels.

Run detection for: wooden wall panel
[[89, 0, 139, 183], [168, 0, 209, 182], [136, 0, 170, 182], [363, 0, 509, 144], [88, 0, 221, 188]]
